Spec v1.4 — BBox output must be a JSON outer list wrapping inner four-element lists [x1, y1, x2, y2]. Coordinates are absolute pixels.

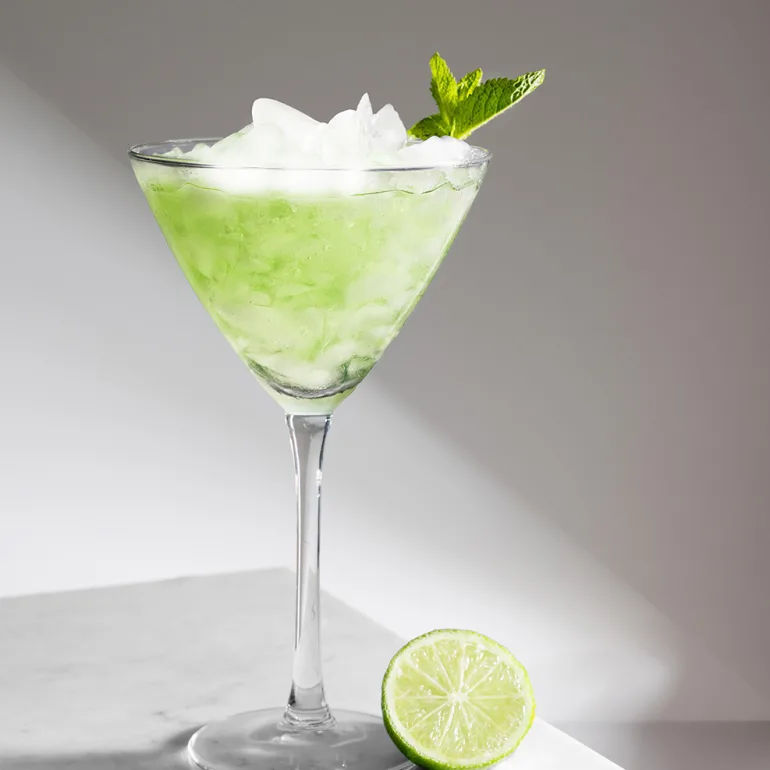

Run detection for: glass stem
[[283, 413, 335, 730]]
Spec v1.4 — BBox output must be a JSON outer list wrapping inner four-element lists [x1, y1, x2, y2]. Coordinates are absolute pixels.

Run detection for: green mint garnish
[[409, 53, 545, 141]]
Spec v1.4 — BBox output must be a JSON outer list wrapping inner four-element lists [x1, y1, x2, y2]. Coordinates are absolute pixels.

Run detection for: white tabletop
[[0, 569, 621, 769]]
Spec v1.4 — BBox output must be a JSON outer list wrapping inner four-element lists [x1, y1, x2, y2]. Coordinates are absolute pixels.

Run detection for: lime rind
[[382, 629, 535, 770]]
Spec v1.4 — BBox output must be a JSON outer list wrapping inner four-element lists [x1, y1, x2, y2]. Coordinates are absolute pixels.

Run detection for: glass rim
[[128, 138, 492, 172]]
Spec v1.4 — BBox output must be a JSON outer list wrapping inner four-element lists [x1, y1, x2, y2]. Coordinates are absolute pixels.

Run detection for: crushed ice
[[151, 96, 487, 195], [168, 94, 474, 169]]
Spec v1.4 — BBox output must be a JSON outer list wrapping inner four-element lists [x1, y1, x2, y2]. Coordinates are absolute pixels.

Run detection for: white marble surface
[[0, 569, 620, 769]]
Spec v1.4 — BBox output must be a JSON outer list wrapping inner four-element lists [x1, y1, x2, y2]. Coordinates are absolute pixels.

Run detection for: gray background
[[1, 0, 769, 766]]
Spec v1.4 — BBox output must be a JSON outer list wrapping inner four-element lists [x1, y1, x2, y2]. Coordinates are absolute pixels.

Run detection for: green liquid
[[139, 172, 480, 412]]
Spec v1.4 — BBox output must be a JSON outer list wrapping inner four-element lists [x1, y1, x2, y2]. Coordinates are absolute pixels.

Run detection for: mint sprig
[[409, 53, 545, 140]]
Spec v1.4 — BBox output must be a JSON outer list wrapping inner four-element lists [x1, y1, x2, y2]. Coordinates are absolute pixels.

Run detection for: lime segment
[[382, 629, 535, 770]]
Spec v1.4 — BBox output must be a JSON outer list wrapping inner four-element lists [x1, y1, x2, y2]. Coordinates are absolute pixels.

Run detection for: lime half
[[382, 629, 535, 770]]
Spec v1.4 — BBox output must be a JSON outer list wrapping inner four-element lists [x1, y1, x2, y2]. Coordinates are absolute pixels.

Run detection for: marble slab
[[0, 569, 621, 769]]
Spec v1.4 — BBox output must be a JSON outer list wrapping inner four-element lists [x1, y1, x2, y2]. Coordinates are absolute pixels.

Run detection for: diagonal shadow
[[367, 108, 770, 705]]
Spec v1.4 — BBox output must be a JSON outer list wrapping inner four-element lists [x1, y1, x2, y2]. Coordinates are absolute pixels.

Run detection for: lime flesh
[[382, 630, 535, 770]]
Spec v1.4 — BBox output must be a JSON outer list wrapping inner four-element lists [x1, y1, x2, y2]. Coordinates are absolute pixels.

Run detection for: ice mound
[[179, 94, 472, 169], [155, 95, 482, 194]]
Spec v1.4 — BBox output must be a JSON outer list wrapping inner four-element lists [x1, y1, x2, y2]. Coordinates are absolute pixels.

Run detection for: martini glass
[[129, 140, 489, 770]]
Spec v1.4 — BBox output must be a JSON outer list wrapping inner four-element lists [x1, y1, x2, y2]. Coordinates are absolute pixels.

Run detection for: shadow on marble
[[0, 726, 199, 770], [556, 721, 770, 770]]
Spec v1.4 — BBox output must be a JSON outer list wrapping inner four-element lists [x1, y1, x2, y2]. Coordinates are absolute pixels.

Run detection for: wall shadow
[[372, 42, 770, 709]]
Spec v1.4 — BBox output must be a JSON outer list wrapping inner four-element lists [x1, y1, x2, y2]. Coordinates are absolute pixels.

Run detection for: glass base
[[188, 708, 414, 770]]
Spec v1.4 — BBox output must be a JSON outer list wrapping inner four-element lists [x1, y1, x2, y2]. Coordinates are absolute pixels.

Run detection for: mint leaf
[[409, 114, 450, 140], [453, 71, 545, 139], [457, 68, 483, 100], [428, 52, 458, 121], [408, 54, 545, 141]]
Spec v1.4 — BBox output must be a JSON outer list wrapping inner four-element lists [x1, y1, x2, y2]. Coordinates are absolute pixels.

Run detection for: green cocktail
[[130, 130, 489, 770], [129, 50, 545, 770], [137, 163, 483, 412]]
